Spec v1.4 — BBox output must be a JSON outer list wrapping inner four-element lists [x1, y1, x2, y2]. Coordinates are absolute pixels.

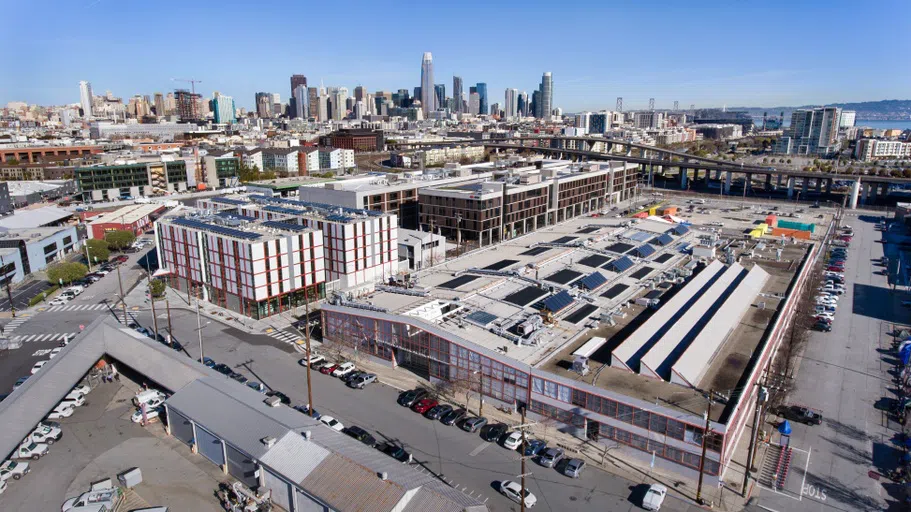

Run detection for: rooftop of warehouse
[[87, 203, 166, 225]]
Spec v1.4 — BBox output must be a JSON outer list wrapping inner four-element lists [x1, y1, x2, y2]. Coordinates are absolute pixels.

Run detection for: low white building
[[855, 139, 911, 161], [262, 148, 300, 175], [398, 228, 446, 270]]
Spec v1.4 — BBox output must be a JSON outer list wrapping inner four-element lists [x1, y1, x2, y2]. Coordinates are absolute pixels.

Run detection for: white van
[[133, 389, 166, 408], [59, 393, 85, 408]]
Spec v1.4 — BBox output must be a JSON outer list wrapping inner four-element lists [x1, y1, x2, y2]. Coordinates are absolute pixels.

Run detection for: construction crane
[[171, 77, 202, 95], [170, 78, 204, 188]]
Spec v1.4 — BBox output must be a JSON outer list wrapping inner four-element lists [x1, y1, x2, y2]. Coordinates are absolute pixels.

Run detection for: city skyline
[[2, 0, 909, 111]]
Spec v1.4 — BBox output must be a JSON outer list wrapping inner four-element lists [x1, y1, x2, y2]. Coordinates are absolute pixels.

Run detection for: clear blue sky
[[2, 0, 909, 112]]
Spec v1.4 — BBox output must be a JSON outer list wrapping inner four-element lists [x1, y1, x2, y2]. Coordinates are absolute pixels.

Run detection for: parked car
[[293, 404, 319, 419], [46, 404, 75, 420], [424, 404, 453, 420], [30, 361, 48, 375], [460, 417, 488, 433], [265, 391, 291, 405], [331, 362, 356, 378], [814, 321, 832, 332], [397, 388, 428, 407], [228, 371, 248, 384], [0, 460, 29, 481], [376, 441, 411, 463], [561, 458, 586, 478], [499, 480, 536, 508], [246, 382, 267, 393], [131, 406, 164, 423], [411, 398, 438, 414], [14, 441, 48, 461], [642, 484, 668, 511], [347, 373, 376, 389], [212, 363, 233, 376], [48, 297, 69, 306], [502, 431, 523, 450], [522, 439, 547, 457], [537, 447, 564, 468], [319, 415, 344, 432], [343, 426, 376, 447], [300, 354, 325, 368], [200, 357, 216, 368], [134, 389, 167, 407], [778, 405, 823, 425], [441, 408, 467, 426], [481, 423, 508, 442], [319, 363, 339, 375], [29, 424, 62, 445], [342, 371, 366, 384], [12, 376, 28, 391]]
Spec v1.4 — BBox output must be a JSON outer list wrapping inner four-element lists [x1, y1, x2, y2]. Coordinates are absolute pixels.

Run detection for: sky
[[2, 0, 909, 112]]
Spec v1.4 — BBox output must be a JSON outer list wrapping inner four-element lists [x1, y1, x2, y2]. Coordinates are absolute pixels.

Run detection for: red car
[[319, 363, 339, 375], [411, 398, 439, 414], [826, 266, 844, 272], [112, 255, 129, 264], [838, 237, 852, 242]]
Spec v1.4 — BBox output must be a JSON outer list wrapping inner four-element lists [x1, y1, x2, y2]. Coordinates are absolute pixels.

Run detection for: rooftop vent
[[303, 431, 312, 441], [379, 472, 388, 481], [263, 396, 281, 407], [261, 436, 277, 448]]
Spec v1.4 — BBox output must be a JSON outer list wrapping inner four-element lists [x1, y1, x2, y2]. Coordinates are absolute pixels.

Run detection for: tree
[[105, 230, 136, 251], [47, 262, 88, 284], [149, 278, 166, 298], [5, 158, 19, 165], [786, 159, 792, 164], [85, 239, 110, 262]]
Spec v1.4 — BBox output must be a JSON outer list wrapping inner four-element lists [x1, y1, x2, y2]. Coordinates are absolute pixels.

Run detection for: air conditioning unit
[[263, 396, 281, 407]]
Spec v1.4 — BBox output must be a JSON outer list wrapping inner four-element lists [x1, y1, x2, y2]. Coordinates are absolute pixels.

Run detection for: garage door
[[170, 410, 195, 446], [226, 444, 258, 488], [263, 469, 292, 511], [196, 426, 225, 466]]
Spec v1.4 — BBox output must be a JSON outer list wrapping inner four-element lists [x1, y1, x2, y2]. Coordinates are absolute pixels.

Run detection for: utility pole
[[147, 273, 159, 341], [696, 390, 713, 505], [166, 298, 173, 336], [478, 371, 484, 417], [741, 381, 768, 496], [195, 299, 204, 363], [84, 238, 92, 270], [5, 280, 14, 318], [117, 264, 127, 324], [303, 285, 315, 416], [520, 406, 528, 512]]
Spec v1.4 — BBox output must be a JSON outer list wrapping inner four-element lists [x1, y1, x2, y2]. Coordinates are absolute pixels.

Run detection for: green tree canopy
[[47, 262, 88, 284], [85, 239, 110, 262], [104, 230, 136, 251], [149, 278, 166, 298]]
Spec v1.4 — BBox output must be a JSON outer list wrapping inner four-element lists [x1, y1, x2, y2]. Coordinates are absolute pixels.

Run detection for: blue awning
[[651, 233, 674, 246], [541, 291, 575, 313], [672, 224, 690, 235], [578, 272, 608, 291]]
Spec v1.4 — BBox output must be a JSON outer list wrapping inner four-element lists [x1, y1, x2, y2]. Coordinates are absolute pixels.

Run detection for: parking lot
[[0, 374, 222, 511]]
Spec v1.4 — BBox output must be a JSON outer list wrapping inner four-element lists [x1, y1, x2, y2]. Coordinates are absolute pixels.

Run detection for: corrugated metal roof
[[0, 206, 72, 229], [260, 431, 330, 484], [300, 453, 405, 512]]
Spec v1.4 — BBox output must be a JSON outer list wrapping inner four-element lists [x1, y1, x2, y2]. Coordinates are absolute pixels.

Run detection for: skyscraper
[[420, 52, 435, 114], [434, 84, 445, 112], [518, 91, 528, 117], [308, 87, 319, 120], [333, 87, 349, 121], [293, 85, 308, 120], [475, 83, 488, 115], [468, 92, 480, 115], [290, 75, 307, 118], [538, 72, 553, 120], [775, 107, 840, 155], [531, 90, 541, 118], [153, 93, 165, 117], [452, 76, 463, 113], [212, 92, 236, 124], [79, 81, 94, 118], [504, 88, 518, 120], [255, 92, 272, 118], [354, 86, 366, 103], [174, 89, 202, 121]]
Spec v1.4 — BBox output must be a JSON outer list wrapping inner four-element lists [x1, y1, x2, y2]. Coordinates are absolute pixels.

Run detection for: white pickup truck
[[14, 441, 48, 460], [0, 460, 29, 481], [30, 423, 62, 445], [62, 486, 124, 512]]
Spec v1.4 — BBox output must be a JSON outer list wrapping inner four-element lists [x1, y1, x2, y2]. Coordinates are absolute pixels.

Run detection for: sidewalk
[[332, 347, 750, 511]]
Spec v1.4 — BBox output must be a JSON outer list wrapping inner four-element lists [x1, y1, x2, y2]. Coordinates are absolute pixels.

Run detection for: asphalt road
[[752, 214, 907, 512], [0, 279, 52, 312]]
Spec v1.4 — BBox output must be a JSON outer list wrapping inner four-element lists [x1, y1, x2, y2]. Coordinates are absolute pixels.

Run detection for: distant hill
[[728, 100, 911, 120]]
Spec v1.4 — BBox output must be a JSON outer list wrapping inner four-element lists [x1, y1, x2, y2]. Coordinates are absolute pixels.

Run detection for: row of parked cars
[[813, 225, 852, 332], [0, 382, 93, 495], [48, 255, 131, 306], [299, 353, 377, 389]]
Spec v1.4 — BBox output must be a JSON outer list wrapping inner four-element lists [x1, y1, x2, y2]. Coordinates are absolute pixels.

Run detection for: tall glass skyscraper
[[420, 52, 435, 114], [476, 82, 488, 115], [434, 84, 445, 111], [79, 80, 93, 118], [538, 72, 553, 120], [211, 93, 236, 124], [452, 76, 463, 113]]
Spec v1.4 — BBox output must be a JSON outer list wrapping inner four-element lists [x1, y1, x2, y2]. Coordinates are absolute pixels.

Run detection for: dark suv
[[343, 426, 376, 447], [778, 405, 822, 425], [440, 408, 467, 426], [459, 416, 488, 433], [397, 389, 428, 407]]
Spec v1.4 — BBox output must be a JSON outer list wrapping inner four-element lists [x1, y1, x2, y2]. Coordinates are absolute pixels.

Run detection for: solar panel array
[[651, 233, 674, 246], [210, 196, 248, 205], [672, 224, 690, 235], [542, 290, 575, 313], [215, 211, 256, 222], [263, 204, 310, 216], [465, 310, 498, 326], [262, 220, 309, 232], [171, 217, 263, 241], [578, 272, 608, 291], [607, 256, 635, 272], [634, 244, 656, 257]]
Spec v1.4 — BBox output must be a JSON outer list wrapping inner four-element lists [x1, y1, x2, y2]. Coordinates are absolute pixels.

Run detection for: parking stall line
[[469, 442, 491, 457]]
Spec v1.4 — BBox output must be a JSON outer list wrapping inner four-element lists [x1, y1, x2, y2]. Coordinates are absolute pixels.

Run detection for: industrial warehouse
[[318, 207, 828, 484]]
